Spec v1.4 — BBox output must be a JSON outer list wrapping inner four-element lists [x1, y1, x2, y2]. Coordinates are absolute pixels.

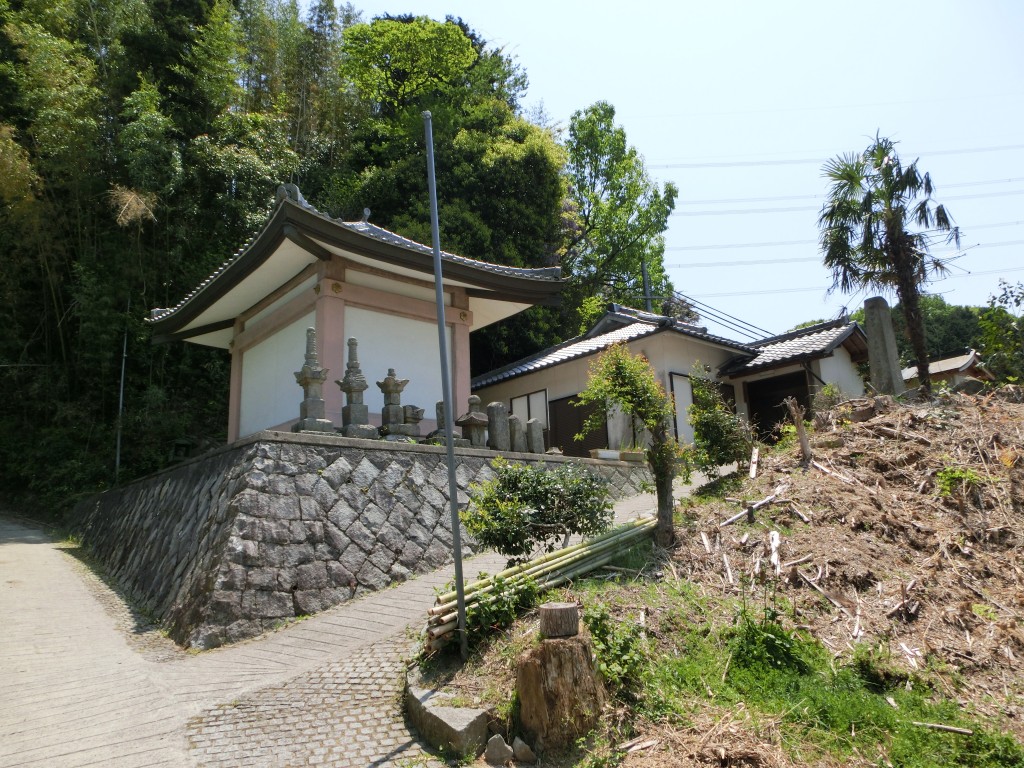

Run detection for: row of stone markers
[[292, 328, 548, 455]]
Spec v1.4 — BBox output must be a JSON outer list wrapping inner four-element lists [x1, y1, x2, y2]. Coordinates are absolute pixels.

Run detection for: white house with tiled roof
[[900, 349, 993, 389], [147, 185, 563, 442], [472, 308, 867, 453]]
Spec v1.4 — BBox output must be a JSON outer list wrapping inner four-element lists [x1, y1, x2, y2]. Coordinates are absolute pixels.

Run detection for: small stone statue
[[377, 368, 418, 439], [336, 337, 377, 439], [455, 395, 489, 447], [292, 328, 334, 433]]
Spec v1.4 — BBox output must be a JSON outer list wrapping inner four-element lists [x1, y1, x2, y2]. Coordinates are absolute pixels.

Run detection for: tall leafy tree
[[562, 101, 677, 329], [850, 294, 983, 365], [819, 135, 960, 393], [575, 343, 679, 547], [978, 280, 1024, 382]]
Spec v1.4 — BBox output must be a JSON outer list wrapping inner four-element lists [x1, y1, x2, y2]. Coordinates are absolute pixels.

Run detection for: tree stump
[[539, 602, 579, 638], [516, 635, 605, 751]]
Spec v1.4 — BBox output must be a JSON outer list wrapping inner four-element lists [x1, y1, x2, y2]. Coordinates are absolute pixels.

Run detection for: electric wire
[[665, 221, 1024, 252], [673, 188, 1024, 217], [651, 143, 1024, 170], [675, 178, 1024, 207], [672, 290, 774, 339]]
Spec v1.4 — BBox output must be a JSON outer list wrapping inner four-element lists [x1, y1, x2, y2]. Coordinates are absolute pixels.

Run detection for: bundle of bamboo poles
[[425, 516, 657, 651]]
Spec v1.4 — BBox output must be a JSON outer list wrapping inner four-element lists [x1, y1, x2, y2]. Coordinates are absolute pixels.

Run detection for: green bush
[[464, 574, 538, 644], [583, 603, 648, 698], [461, 458, 613, 564], [688, 365, 753, 473]]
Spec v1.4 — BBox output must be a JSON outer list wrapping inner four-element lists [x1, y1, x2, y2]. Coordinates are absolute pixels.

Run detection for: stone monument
[[455, 395, 489, 448], [863, 296, 906, 395], [486, 401, 511, 452], [292, 328, 335, 433], [508, 413, 527, 453], [336, 337, 378, 439], [377, 368, 418, 439]]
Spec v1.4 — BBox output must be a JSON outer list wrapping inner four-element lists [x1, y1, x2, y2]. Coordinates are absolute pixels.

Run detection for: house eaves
[[472, 313, 756, 390], [719, 319, 867, 378]]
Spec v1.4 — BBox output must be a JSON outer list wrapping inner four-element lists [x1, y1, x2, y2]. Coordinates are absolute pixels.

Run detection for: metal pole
[[641, 258, 653, 313], [114, 299, 130, 484], [423, 111, 469, 660]]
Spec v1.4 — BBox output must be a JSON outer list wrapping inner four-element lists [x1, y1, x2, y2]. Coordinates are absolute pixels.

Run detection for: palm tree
[[819, 135, 960, 394]]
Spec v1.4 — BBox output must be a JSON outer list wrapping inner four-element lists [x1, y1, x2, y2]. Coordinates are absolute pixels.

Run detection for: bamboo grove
[[0, 1, 678, 512]]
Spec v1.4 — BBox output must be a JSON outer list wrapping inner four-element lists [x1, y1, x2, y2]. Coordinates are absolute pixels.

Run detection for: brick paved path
[[0, 481, 689, 767]]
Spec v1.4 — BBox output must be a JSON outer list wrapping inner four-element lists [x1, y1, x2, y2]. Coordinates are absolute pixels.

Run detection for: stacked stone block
[[72, 436, 652, 649]]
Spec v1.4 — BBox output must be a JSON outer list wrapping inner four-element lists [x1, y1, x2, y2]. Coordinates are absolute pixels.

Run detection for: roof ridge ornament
[[275, 183, 319, 213]]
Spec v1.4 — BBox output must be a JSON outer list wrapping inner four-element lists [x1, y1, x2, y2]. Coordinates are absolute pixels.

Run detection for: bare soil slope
[[436, 387, 1024, 766]]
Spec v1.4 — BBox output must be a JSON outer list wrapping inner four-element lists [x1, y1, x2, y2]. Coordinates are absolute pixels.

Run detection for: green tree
[[819, 134, 960, 393], [688, 365, 752, 471], [574, 343, 680, 547], [978, 281, 1024, 381], [342, 15, 477, 116], [562, 101, 677, 325], [850, 294, 983, 365], [462, 458, 612, 565]]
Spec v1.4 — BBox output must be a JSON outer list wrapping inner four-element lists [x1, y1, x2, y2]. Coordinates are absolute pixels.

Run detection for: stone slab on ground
[[405, 682, 489, 758]]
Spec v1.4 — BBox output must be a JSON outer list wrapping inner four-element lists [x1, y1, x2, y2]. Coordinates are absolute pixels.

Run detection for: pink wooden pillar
[[449, 291, 472, 414], [315, 262, 346, 428], [227, 318, 244, 443]]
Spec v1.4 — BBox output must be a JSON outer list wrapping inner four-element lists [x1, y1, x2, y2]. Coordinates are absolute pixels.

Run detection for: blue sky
[[346, 1, 1024, 340]]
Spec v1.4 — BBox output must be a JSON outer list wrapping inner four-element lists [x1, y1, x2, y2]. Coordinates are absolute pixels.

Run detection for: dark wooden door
[[547, 395, 608, 457]]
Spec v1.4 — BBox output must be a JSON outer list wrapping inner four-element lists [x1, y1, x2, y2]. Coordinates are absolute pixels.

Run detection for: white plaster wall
[[344, 305, 451, 418], [239, 312, 315, 437], [474, 331, 741, 448], [670, 373, 695, 444], [817, 349, 866, 397]]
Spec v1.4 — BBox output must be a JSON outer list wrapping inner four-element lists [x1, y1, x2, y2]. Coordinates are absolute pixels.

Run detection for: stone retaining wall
[[72, 432, 651, 649]]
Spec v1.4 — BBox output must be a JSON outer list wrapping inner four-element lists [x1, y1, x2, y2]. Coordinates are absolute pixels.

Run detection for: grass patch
[[641, 600, 1024, 767]]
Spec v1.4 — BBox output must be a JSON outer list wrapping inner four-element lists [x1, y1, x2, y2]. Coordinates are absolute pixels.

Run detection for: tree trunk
[[890, 237, 931, 394], [649, 427, 676, 548], [654, 465, 675, 547]]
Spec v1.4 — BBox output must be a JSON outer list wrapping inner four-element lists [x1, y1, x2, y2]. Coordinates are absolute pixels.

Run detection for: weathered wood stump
[[539, 602, 579, 638], [516, 634, 605, 751]]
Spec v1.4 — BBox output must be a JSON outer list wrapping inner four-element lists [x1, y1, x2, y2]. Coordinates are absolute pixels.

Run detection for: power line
[[652, 143, 1024, 170], [668, 256, 820, 269], [670, 238, 1023, 269], [674, 205, 816, 217], [673, 188, 1024, 217], [663, 237, 815, 252], [693, 286, 828, 298], [689, 265, 1024, 299], [665, 221, 1024, 253], [674, 290, 774, 338], [676, 178, 1024, 207]]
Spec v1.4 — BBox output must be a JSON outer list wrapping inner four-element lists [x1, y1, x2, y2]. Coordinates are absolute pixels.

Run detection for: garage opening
[[745, 371, 810, 442]]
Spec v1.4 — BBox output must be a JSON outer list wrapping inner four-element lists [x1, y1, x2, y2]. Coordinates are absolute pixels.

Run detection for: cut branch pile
[[669, 388, 1024, 738], [425, 516, 657, 650]]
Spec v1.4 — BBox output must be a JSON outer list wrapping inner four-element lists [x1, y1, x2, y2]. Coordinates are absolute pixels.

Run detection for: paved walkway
[[0, 485, 680, 767]]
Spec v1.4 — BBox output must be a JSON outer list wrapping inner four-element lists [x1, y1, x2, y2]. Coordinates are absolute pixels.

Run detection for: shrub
[[464, 573, 538, 643], [688, 365, 753, 473], [582, 603, 648, 697], [461, 458, 613, 564]]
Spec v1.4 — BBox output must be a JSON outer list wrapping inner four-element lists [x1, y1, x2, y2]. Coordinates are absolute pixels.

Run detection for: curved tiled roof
[[339, 220, 561, 282], [147, 186, 563, 339], [719, 319, 865, 376]]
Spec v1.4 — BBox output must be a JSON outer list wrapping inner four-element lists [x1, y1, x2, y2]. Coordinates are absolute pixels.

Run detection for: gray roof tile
[[719, 320, 858, 376]]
